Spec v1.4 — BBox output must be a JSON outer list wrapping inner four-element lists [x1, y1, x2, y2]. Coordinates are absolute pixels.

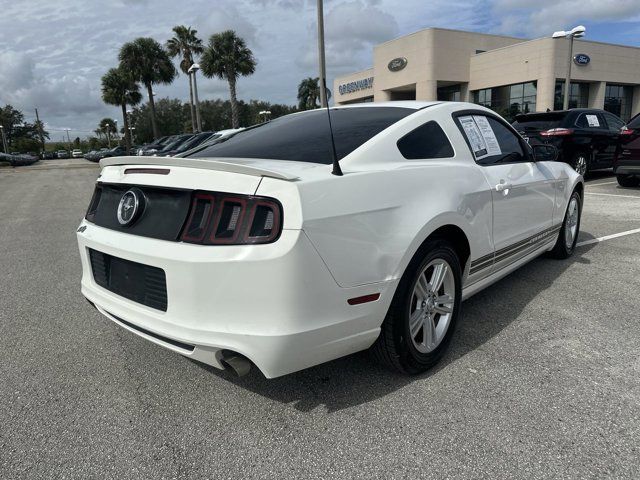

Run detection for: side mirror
[[532, 144, 558, 162]]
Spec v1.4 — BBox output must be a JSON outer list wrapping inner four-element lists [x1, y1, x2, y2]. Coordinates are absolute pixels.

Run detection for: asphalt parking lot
[[1, 164, 639, 479]]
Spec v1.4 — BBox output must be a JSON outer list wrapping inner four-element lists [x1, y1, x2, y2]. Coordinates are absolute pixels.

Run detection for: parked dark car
[[137, 135, 178, 156], [151, 134, 195, 156], [100, 145, 127, 159], [159, 131, 215, 157], [614, 113, 640, 187], [85, 148, 110, 162], [512, 109, 625, 176]]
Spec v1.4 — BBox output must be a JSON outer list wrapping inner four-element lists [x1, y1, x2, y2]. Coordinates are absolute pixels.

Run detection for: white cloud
[[493, 0, 640, 36]]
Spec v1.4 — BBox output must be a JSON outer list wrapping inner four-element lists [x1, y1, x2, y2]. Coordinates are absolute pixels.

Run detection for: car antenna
[[317, 0, 343, 176]]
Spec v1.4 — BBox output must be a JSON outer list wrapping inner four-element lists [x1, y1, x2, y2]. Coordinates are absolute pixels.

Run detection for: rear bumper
[[77, 222, 393, 377], [613, 161, 640, 175]]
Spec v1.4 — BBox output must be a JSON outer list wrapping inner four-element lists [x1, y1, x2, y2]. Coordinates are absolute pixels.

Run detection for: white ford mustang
[[77, 101, 583, 378]]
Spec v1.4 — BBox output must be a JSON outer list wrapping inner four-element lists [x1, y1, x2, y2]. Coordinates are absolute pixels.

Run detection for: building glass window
[[554, 81, 589, 110], [604, 84, 633, 122], [473, 82, 537, 121], [437, 85, 461, 102]]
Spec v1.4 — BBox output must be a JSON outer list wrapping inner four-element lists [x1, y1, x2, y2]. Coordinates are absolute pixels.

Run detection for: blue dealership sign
[[573, 53, 590, 66]]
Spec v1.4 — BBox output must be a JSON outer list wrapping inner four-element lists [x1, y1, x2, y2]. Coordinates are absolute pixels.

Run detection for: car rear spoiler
[[99, 156, 300, 181]]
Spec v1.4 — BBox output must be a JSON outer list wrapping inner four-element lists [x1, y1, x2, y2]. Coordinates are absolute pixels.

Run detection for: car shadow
[[192, 234, 598, 413]]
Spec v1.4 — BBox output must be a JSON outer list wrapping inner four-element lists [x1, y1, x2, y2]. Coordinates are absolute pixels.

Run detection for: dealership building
[[334, 28, 640, 121]]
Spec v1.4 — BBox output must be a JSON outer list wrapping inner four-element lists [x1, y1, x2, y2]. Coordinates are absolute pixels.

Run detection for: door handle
[[495, 181, 513, 193]]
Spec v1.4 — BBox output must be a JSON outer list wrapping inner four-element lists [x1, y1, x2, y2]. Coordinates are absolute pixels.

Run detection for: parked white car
[[77, 102, 583, 378], [72, 149, 83, 158]]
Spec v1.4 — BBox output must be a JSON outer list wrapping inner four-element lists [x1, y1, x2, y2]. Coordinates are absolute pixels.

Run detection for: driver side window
[[457, 114, 526, 165]]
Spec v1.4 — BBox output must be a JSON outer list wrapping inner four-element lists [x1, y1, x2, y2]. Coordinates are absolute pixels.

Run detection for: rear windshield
[[512, 112, 567, 131], [187, 107, 413, 164], [628, 114, 640, 129]]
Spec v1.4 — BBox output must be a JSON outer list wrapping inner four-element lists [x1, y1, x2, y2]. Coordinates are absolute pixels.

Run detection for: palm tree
[[119, 37, 177, 139], [166, 25, 204, 133], [101, 67, 142, 150], [297, 77, 331, 110], [201, 30, 256, 129]]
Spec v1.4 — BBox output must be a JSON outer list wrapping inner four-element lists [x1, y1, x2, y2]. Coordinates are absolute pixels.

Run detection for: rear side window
[[575, 113, 606, 129], [187, 107, 413, 164], [628, 114, 640, 129], [603, 113, 625, 131], [397, 121, 454, 159], [512, 113, 566, 132]]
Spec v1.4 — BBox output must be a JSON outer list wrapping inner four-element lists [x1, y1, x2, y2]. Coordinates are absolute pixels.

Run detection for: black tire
[[549, 190, 582, 259], [617, 174, 639, 188], [570, 152, 590, 177], [372, 239, 462, 374]]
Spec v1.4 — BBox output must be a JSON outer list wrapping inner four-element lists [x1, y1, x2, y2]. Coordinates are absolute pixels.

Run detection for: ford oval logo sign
[[573, 53, 590, 66], [388, 57, 407, 72]]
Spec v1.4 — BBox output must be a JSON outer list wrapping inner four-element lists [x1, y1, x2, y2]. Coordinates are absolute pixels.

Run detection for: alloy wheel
[[408, 259, 456, 354], [573, 155, 587, 176], [564, 196, 580, 249]]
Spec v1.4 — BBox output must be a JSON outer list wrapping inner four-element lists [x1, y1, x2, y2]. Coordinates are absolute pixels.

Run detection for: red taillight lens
[[620, 127, 635, 136], [540, 128, 574, 137], [181, 191, 282, 245]]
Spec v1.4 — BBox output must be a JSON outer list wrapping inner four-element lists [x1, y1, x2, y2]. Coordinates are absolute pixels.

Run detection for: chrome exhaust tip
[[221, 351, 251, 377]]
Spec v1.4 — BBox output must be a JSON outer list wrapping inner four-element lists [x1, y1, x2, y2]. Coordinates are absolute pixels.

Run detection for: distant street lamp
[[188, 63, 203, 132], [0, 125, 8, 153], [259, 110, 271, 122], [552, 25, 586, 111]]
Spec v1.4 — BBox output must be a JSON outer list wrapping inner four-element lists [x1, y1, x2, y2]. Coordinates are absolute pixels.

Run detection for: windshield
[[628, 114, 640, 129], [512, 112, 567, 131], [186, 107, 413, 164]]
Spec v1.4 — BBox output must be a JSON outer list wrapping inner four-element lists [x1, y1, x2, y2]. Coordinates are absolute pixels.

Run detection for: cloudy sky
[[1, 0, 639, 140]]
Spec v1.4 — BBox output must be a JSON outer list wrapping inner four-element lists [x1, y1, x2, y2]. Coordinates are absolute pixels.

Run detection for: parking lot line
[[577, 227, 640, 247], [586, 181, 618, 187], [585, 192, 640, 199]]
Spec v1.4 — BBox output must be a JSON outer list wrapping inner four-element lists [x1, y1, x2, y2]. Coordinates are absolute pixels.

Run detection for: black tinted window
[[397, 121, 454, 159], [457, 114, 525, 165], [487, 117, 525, 163], [575, 113, 606, 129], [628, 114, 640, 129], [187, 107, 413, 164], [512, 112, 566, 131], [603, 113, 625, 131]]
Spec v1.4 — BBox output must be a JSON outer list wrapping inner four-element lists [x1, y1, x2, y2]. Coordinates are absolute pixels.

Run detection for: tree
[[0, 105, 49, 153], [98, 118, 118, 147], [166, 25, 204, 133], [119, 37, 177, 139], [201, 30, 256, 129], [101, 67, 142, 150], [297, 77, 331, 110]]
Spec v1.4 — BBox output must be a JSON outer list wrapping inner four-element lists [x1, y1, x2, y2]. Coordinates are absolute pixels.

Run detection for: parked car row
[[512, 108, 639, 187], [135, 129, 243, 158], [0, 152, 39, 166]]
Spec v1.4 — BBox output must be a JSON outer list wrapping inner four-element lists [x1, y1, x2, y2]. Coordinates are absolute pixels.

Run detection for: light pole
[[189, 63, 202, 132], [317, 0, 328, 108], [126, 110, 135, 146], [552, 25, 586, 111], [0, 125, 8, 153], [105, 124, 111, 148]]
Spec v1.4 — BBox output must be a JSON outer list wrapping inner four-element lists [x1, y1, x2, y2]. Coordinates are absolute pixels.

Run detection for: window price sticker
[[459, 116, 502, 160], [585, 114, 600, 127]]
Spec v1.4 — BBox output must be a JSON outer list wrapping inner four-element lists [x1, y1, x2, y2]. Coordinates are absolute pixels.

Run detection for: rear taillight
[[85, 185, 103, 222], [540, 128, 574, 137], [620, 127, 635, 136], [181, 191, 282, 245]]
